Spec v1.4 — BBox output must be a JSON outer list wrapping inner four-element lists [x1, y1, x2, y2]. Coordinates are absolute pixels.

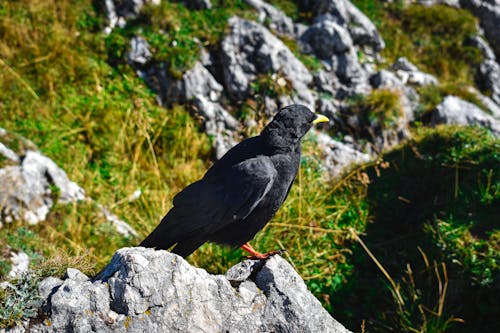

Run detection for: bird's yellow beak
[[312, 114, 329, 124]]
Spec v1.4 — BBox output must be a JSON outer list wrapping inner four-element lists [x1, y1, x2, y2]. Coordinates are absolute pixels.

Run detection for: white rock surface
[[29, 247, 351, 333]]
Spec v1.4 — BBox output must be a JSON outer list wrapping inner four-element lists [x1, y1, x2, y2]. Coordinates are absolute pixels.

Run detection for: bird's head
[[261, 104, 329, 152]]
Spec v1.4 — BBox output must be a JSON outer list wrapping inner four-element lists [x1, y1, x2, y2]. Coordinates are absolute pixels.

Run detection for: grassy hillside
[[0, 1, 498, 332]]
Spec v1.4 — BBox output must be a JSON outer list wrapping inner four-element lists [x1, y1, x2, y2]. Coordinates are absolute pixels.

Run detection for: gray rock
[[391, 57, 438, 86], [314, 131, 372, 178], [0, 143, 19, 163], [31, 247, 351, 333], [127, 36, 152, 66], [471, 88, 500, 118], [317, 98, 338, 124], [478, 59, 500, 105], [417, 0, 461, 7], [300, 14, 370, 92], [22, 151, 85, 204], [38, 277, 64, 300], [465, 36, 500, 105], [432, 95, 500, 136], [467, 35, 496, 60], [460, 0, 500, 59], [370, 70, 420, 121], [100, 205, 139, 238], [301, 0, 385, 51], [221, 16, 312, 100], [183, 62, 224, 102], [192, 96, 239, 159], [301, 15, 354, 59], [0, 148, 88, 226], [246, 0, 295, 37], [6, 250, 30, 279], [314, 69, 341, 96], [138, 61, 223, 105], [104, 0, 160, 33]]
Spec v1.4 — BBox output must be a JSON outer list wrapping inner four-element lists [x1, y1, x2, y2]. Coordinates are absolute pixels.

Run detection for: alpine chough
[[140, 104, 329, 259]]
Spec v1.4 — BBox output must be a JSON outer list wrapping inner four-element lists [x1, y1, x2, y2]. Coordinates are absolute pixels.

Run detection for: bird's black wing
[[140, 155, 277, 254]]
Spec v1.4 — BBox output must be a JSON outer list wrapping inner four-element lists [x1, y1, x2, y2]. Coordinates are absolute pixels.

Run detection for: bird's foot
[[245, 249, 286, 260], [240, 242, 286, 260]]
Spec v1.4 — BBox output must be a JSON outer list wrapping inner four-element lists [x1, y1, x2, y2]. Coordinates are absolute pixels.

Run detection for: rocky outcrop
[[300, 0, 385, 52], [0, 129, 136, 237], [126, 38, 240, 158], [301, 16, 372, 97], [459, 0, 500, 59], [29, 247, 350, 333], [0, 147, 85, 226], [221, 16, 314, 107], [246, 0, 296, 37], [390, 57, 438, 87], [370, 69, 420, 121], [431, 96, 500, 136], [467, 36, 500, 105]]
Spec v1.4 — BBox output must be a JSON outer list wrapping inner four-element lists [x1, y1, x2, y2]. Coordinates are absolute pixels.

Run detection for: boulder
[[246, 0, 295, 37], [300, 14, 372, 97], [432, 95, 500, 136], [391, 57, 438, 86], [29, 247, 351, 333], [300, 0, 385, 52], [314, 131, 372, 178], [301, 15, 354, 59], [0, 130, 136, 237], [221, 16, 313, 101], [0, 150, 85, 226]]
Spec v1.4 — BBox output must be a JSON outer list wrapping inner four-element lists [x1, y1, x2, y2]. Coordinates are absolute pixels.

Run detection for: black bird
[[140, 104, 329, 259]]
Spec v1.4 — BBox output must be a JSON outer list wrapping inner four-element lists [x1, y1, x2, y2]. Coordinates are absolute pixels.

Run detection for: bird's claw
[[245, 249, 286, 260]]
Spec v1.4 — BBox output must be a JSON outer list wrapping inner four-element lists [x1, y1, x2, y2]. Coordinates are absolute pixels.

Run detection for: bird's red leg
[[240, 242, 284, 260]]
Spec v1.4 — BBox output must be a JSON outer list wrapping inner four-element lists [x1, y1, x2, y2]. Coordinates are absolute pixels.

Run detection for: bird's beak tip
[[312, 114, 329, 125]]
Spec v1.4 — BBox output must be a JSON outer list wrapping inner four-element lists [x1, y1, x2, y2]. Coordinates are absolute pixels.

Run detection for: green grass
[[417, 83, 489, 118], [351, 1, 481, 85], [0, 0, 211, 277], [330, 126, 499, 332]]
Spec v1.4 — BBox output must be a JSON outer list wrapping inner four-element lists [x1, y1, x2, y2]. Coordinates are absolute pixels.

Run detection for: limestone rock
[[0, 149, 85, 226], [221, 16, 312, 101], [417, 0, 461, 7], [460, 0, 500, 59], [432, 95, 500, 136], [192, 96, 240, 159], [127, 36, 152, 66], [300, 0, 385, 51], [391, 57, 438, 86], [314, 131, 372, 179], [301, 16, 354, 59], [468, 36, 500, 105], [30, 247, 351, 333], [246, 0, 295, 37], [104, 0, 160, 33], [370, 69, 420, 121]]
